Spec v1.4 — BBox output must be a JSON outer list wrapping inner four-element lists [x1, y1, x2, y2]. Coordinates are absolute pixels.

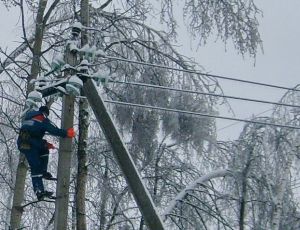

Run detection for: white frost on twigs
[[91, 69, 110, 86], [162, 169, 231, 221], [95, 49, 106, 56]]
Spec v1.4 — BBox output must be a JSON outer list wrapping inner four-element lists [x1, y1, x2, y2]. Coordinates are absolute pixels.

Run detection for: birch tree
[[226, 86, 300, 230], [9, 0, 61, 229], [75, 0, 90, 229], [268, 86, 300, 230]]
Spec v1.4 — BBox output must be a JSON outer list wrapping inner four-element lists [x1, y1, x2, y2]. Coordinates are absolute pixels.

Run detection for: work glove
[[47, 142, 55, 149], [67, 127, 76, 138]]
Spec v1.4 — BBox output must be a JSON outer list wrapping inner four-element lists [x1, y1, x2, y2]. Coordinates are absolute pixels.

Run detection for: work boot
[[36, 190, 54, 201], [42, 172, 55, 180]]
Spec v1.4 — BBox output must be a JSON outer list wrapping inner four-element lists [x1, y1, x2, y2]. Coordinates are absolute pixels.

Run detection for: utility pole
[[83, 79, 166, 230], [54, 40, 77, 229]]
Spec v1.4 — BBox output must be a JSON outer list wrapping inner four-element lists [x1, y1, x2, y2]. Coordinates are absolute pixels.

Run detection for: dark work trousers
[[40, 148, 49, 175], [20, 147, 49, 193]]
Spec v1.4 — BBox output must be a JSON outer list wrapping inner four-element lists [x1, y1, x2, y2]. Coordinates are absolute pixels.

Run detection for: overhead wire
[[104, 100, 300, 130], [107, 80, 299, 132], [98, 55, 300, 92], [217, 109, 273, 132], [111, 80, 300, 109], [96, 54, 300, 197], [93, 55, 300, 130]]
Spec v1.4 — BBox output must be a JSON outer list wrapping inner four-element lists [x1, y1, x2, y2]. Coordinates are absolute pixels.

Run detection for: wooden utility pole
[[83, 79, 166, 230], [54, 44, 77, 229]]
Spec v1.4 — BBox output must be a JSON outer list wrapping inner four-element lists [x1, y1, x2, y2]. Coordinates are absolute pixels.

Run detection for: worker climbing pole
[[17, 104, 75, 201]]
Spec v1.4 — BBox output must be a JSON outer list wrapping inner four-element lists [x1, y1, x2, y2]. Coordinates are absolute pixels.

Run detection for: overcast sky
[[1, 1, 299, 141], [176, 0, 300, 140]]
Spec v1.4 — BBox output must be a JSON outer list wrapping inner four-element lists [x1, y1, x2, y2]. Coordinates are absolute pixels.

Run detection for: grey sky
[[0, 6, 20, 49], [176, 0, 300, 140], [1, 1, 299, 141]]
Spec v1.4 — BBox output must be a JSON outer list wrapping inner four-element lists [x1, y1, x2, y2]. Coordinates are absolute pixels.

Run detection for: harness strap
[[20, 129, 41, 139]]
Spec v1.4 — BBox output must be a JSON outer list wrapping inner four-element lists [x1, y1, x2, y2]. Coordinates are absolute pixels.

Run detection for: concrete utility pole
[[54, 44, 77, 229], [83, 79, 166, 230]]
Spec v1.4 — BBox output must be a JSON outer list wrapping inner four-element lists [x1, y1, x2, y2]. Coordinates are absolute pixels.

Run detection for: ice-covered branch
[[162, 168, 232, 221], [0, 37, 34, 75]]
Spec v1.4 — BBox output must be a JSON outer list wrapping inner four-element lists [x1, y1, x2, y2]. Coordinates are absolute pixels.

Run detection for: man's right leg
[[40, 148, 52, 178], [22, 149, 53, 199], [22, 149, 44, 193], [39, 148, 56, 180]]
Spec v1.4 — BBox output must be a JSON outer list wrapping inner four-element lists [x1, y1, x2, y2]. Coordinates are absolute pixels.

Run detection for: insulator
[[69, 75, 83, 87], [79, 59, 89, 71], [66, 75, 83, 96], [55, 86, 67, 95], [38, 80, 47, 88], [66, 83, 81, 96], [71, 22, 82, 37]]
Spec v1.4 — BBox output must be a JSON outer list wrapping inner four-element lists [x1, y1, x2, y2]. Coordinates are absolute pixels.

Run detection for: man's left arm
[[43, 120, 68, 138]]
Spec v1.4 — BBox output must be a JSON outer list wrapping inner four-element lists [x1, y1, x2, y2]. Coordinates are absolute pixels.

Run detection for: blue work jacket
[[17, 110, 67, 151]]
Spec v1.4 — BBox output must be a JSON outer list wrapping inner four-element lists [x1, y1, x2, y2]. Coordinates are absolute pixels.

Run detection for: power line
[[98, 55, 300, 92], [217, 109, 273, 132], [104, 100, 300, 130], [112, 80, 300, 109]]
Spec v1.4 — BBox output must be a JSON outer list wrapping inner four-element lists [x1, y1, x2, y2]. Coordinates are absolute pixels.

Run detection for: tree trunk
[[9, 155, 27, 230], [99, 159, 109, 230], [75, 1, 89, 229], [239, 159, 251, 230], [239, 135, 255, 230], [271, 149, 293, 230], [10, 0, 48, 228], [28, 0, 48, 92], [75, 98, 89, 230]]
